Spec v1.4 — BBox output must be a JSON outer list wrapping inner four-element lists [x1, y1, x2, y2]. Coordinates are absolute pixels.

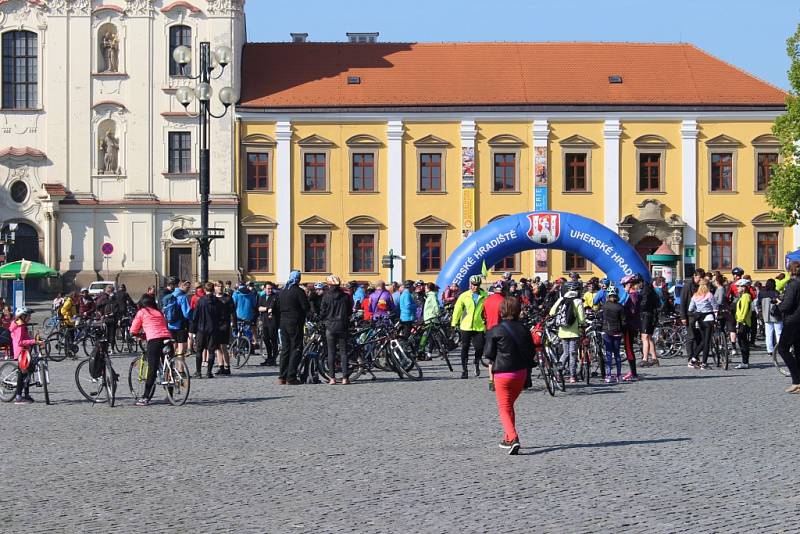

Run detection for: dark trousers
[[459, 330, 484, 372], [106, 322, 117, 350], [326, 330, 348, 379], [144, 338, 168, 400], [737, 324, 751, 364], [15, 369, 29, 397], [279, 322, 304, 380], [685, 317, 701, 361], [603, 333, 622, 376], [692, 321, 714, 365], [778, 326, 800, 384], [622, 328, 637, 376], [262, 320, 279, 362]]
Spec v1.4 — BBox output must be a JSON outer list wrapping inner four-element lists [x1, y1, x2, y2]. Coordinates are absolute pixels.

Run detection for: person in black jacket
[[777, 261, 800, 393], [192, 282, 222, 378], [320, 275, 353, 384], [214, 280, 236, 375], [602, 287, 626, 382], [484, 296, 534, 456], [257, 282, 280, 366], [639, 281, 660, 367], [278, 270, 310, 385], [679, 268, 705, 363]]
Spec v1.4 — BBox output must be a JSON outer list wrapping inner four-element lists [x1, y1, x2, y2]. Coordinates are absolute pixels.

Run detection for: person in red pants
[[484, 296, 535, 455]]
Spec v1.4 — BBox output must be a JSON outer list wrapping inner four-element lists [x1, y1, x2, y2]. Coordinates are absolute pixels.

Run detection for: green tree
[[767, 23, 800, 225]]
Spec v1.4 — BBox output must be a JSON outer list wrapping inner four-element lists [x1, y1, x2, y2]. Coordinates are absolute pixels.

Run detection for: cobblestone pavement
[[1, 302, 798, 532]]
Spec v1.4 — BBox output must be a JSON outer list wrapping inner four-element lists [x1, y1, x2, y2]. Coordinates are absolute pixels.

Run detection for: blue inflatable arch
[[435, 211, 651, 293]]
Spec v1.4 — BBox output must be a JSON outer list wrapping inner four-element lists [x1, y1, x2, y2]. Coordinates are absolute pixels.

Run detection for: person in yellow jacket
[[59, 291, 80, 354], [451, 275, 488, 379], [549, 281, 586, 383], [733, 279, 753, 369]]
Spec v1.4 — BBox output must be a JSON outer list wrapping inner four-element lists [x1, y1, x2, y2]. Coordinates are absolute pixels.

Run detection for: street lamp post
[[172, 42, 236, 283]]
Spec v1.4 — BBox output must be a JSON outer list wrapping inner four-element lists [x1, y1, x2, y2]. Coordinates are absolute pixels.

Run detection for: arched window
[[168, 25, 191, 76], [2, 31, 38, 109]]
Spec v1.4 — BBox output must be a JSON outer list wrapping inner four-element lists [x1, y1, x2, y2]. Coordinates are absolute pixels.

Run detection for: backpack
[[88, 341, 107, 379], [554, 298, 577, 328], [162, 293, 183, 324]]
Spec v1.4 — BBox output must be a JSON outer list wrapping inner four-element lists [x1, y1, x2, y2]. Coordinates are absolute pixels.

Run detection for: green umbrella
[[0, 259, 59, 280]]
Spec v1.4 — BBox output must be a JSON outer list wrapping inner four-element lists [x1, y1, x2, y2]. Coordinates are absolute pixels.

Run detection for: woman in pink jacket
[[10, 307, 41, 404], [129, 294, 172, 406]]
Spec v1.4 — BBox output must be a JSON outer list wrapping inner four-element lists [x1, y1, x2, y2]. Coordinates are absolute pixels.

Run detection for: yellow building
[[235, 41, 788, 284]]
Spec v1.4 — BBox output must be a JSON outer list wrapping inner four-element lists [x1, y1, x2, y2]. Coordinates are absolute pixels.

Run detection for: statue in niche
[[101, 30, 119, 72], [99, 129, 120, 174]]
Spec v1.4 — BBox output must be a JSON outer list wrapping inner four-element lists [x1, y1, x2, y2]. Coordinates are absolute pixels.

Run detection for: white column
[[387, 120, 404, 283], [459, 119, 477, 238], [275, 121, 292, 282], [603, 120, 622, 230], [532, 120, 549, 280], [681, 120, 700, 263]]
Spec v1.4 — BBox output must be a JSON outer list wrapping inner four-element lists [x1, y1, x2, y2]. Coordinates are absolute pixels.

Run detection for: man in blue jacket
[[233, 283, 258, 323], [399, 280, 418, 338], [162, 280, 192, 358]]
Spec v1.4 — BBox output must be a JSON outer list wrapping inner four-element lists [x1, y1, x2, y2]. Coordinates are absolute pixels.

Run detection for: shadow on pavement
[[521, 437, 691, 455], [189, 396, 293, 406]]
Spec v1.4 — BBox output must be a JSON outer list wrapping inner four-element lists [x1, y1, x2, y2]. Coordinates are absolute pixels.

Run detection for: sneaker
[[277, 378, 287, 385], [461, 371, 468, 379], [699, 363, 709, 370], [135, 399, 150, 407], [729, 348, 737, 356], [474, 364, 481, 377], [22, 395, 34, 403], [215, 366, 226, 376], [14, 395, 30, 405], [206, 373, 214, 379], [509, 440, 521, 455], [499, 440, 514, 449], [615, 374, 622, 383], [569, 376, 577, 384], [258, 360, 269, 367], [604, 376, 613, 384], [622, 372, 637, 382], [193, 371, 203, 379], [735, 363, 750, 370], [287, 378, 302, 385], [223, 367, 231, 375]]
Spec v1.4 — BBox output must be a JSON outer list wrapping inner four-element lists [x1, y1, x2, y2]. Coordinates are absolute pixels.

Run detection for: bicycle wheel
[[547, 347, 565, 392], [583, 348, 591, 386], [74, 359, 108, 403], [722, 336, 730, 371], [0, 362, 18, 402], [230, 337, 251, 369], [388, 340, 422, 380], [42, 316, 59, 336], [433, 331, 454, 372], [538, 352, 555, 397], [44, 332, 68, 362], [165, 357, 191, 406], [128, 355, 148, 401], [105, 362, 117, 407], [40, 362, 50, 405], [82, 335, 97, 358], [773, 349, 790, 377]]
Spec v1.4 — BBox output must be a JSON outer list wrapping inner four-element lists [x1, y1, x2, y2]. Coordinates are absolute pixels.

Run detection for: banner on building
[[461, 146, 476, 238], [534, 146, 549, 270]]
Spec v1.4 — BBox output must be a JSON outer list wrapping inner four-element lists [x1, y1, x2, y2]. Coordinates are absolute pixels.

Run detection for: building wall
[[237, 113, 788, 285]]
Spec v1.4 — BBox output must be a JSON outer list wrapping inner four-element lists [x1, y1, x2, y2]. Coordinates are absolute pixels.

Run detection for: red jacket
[[484, 293, 505, 332]]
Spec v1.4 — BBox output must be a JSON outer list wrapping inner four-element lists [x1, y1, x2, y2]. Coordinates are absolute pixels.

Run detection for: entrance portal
[[7, 222, 40, 263], [169, 247, 193, 282], [635, 236, 662, 269]]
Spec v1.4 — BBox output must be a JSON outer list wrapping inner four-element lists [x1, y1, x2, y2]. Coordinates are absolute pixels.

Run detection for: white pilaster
[[387, 120, 404, 283], [603, 120, 622, 230], [275, 121, 292, 282], [681, 120, 700, 254], [794, 224, 800, 250]]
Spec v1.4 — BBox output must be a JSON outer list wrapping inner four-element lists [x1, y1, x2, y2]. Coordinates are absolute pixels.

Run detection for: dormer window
[[347, 32, 379, 44]]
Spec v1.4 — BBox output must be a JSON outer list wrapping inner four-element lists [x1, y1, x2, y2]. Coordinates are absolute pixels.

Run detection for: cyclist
[[60, 291, 80, 353], [620, 274, 641, 381], [308, 282, 325, 318], [163, 280, 192, 358], [639, 278, 660, 367], [679, 269, 705, 365], [233, 282, 258, 326], [602, 286, 625, 383], [777, 261, 800, 393], [757, 278, 783, 356], [320, 275, 352, 385], [277, 270, 310, 385], [129, 294, 172, 406], [733, 278, 754, 369], [369, 280, 394, 320], [442, 282, 460, 309], [257, 281, 279, 366], [215, 280, 235, 374], [193, 282, 222, 379], [484, 280, 507, 332], [399, 280, 418, 338], [687, 279, 718, 369], [549, 280, 585, 383], [10, 307, 41, 404], [725, 267, 756, 355], [451, 275, 488, 379]]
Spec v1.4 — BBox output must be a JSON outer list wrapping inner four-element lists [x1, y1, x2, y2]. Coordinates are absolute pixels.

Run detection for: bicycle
[[0, 343, 50, 405], [128, 339, 191, 405], [75, 335, 119, 407], [230, 320, 254, 369]]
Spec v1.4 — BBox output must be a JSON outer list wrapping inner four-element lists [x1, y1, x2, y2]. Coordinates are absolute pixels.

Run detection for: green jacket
[[735, 292, 753, 326], [549, 296, 585, 339], [423, 291, 440, 322], [776, 274, 791, 292], [451, 289, 488, 332]]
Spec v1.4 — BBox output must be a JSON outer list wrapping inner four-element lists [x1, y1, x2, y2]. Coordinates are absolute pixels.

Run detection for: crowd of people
[[4, 262, 800, 454]]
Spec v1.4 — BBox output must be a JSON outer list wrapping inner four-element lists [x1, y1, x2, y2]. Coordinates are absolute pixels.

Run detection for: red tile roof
[[239, 42, 787, 109], [0, 146, 47, 159]]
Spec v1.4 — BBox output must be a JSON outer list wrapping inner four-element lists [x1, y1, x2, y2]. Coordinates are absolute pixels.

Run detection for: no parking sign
[[101, 242, 114, 256]]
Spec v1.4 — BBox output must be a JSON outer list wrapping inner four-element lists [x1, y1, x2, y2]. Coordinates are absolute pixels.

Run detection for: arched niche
[[97, 119, 121, 175], [97, 22, 120, 73]]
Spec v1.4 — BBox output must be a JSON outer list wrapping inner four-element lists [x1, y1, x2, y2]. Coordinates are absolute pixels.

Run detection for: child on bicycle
[[10, 307, 41, 404], [129, 294, 173, 406]]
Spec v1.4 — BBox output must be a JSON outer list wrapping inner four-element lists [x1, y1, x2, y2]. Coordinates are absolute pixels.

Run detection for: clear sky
[[244, 0, 799, 91]]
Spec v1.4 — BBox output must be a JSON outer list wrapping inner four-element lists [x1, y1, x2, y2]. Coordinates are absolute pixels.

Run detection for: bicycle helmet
[[502, 271, 512, 281], [607, 285, 619, 297], [493, 280, 507, 293], [326, 274, 341, 286], [565, 280, 581, 292], [600, 278, 609, 288], [620, 274, 636, 286], [731, 266, 745, 277], [313, 282, 325, 290], [469, 275, 483, 286], [415, 279, 425, 287], [735, 278, 751, 287], [568, 271, 581, 281], [14, 307, 31, 318]]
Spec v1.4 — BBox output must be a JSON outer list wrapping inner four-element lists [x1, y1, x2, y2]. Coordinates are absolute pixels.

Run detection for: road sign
[[184, 228, 225, 239], [381, 255, 393, 268], [101, 242, 114, 255]]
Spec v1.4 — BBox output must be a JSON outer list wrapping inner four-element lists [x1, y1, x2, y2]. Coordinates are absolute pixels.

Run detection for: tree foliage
[[767, 23, 800, 225]]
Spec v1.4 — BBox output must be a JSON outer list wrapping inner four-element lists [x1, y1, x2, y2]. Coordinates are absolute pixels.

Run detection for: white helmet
[[14, 307, 31, 318]]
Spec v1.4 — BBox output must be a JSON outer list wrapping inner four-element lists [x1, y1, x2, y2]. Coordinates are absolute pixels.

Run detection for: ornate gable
[[558, 134, 596, 148], [297, 215, 335, 229], [346, 215, 382, 228], [633, 134, 671, 149], [413, 134, 450, 148], [751, 134, 780, 147], [705, 134, 742, 148], [298, 134, 334, 148], [242, 133, 276, 147], [705, 213, 742, 227], [413, 215, 451, 229], [241, 214, 277, 228], [346, 134, 382, 148], [488, 134, 525, 147], [752, 213, 784, 226]]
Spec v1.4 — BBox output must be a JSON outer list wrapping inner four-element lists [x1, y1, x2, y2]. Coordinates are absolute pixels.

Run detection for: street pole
[[198, 42, 211, 284], [388, 248, 394, 284]]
